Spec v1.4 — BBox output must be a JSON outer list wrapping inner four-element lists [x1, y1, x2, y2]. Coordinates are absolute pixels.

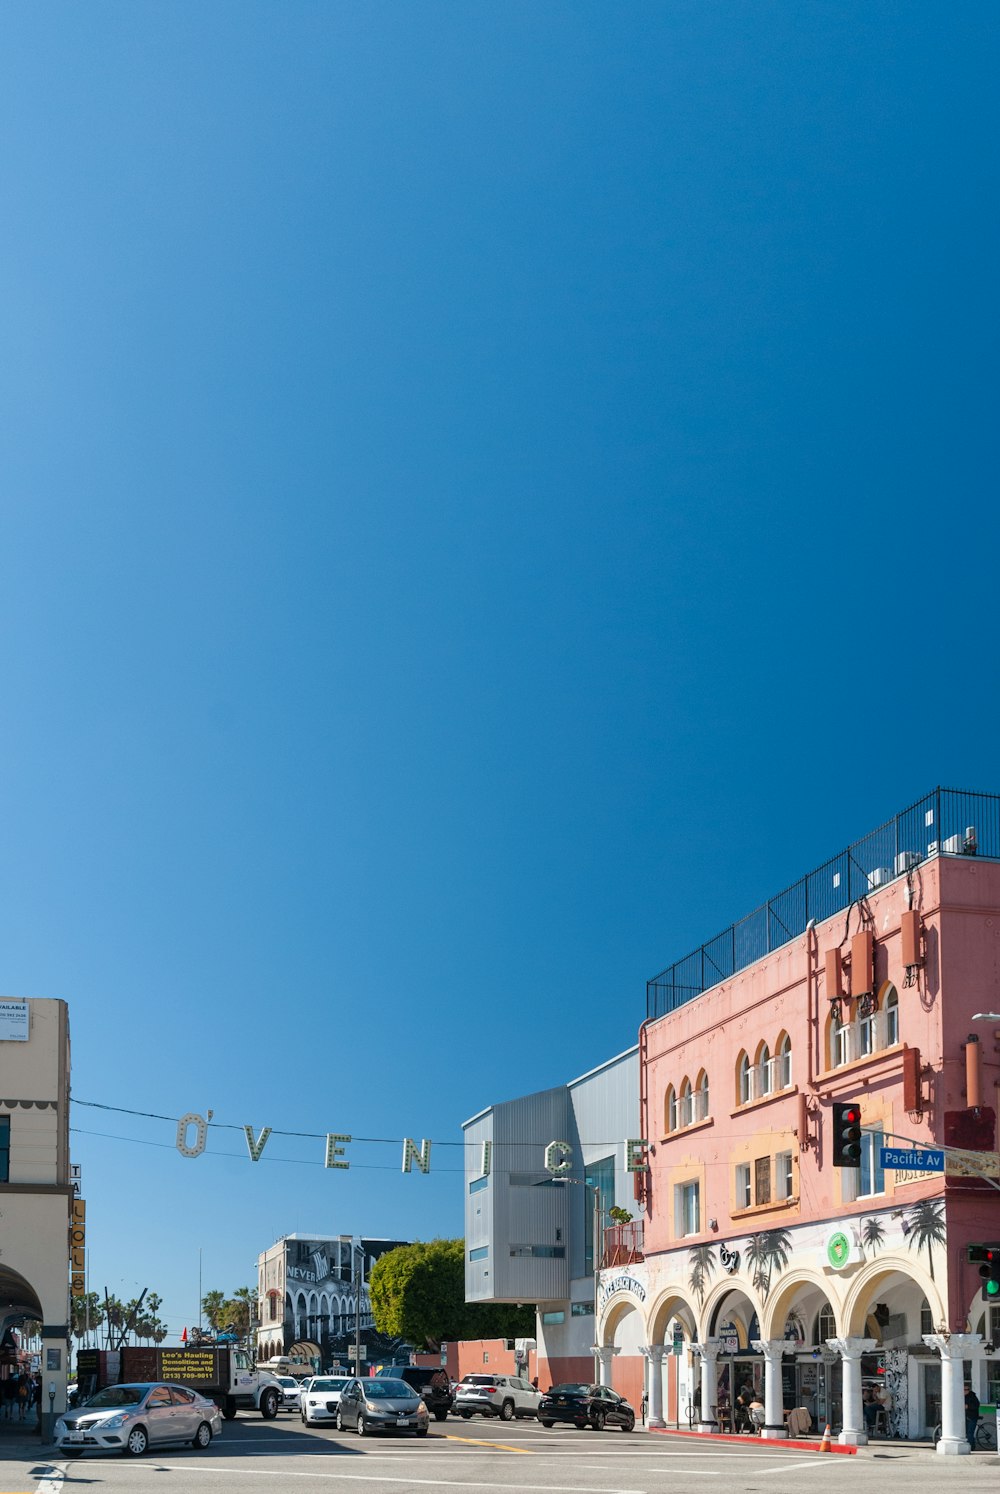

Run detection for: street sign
[[879, 1146, 945, 1171]]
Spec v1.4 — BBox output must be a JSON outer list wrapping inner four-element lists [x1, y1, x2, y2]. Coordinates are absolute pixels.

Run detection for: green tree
[[369, 1240, 534, 1350], [223, 1287, 258, 1338], [202, 1290, 227, 1330], [71, 1294, 104, 1344]]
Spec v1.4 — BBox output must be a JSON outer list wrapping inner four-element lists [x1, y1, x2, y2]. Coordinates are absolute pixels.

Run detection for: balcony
[[602, 1221, 644, 1267]]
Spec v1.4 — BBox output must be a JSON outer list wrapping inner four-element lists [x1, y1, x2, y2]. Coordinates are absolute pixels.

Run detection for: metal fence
[[646, 787, 1000, 1021]]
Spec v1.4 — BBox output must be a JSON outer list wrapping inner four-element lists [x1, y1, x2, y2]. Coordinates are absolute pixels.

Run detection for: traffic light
[[969, 1245, 1000, 1302], [832, 1102, 863, 1167]]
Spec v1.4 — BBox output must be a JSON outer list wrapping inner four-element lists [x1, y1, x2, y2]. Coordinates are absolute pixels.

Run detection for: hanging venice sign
[[173, 1113, 650, 1177]]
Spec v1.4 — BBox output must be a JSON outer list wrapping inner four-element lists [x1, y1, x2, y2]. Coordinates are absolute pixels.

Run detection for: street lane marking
[[142, 1464, 647, 1492], [444, 1434, 532, 1453]]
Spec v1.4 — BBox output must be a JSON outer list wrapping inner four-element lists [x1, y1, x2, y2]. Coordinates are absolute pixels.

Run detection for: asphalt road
[[4, 1413, 1000, 1494]]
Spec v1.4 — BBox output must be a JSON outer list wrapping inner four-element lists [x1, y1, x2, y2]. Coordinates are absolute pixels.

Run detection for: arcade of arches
[[594, 1220, 999, 1452]]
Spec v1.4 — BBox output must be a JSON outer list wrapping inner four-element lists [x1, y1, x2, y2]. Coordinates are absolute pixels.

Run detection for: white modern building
[[463, 1046, 641, 1390]]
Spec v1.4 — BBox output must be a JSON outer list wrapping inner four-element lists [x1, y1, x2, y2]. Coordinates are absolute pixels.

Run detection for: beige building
[[0, 997, 73, 1431]]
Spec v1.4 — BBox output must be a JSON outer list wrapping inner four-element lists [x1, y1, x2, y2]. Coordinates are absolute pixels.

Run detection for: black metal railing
[[646, 787, 1000, 1021]]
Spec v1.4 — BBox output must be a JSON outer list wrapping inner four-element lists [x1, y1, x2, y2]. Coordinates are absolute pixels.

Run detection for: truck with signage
[[75, 1345, 282, 1420]]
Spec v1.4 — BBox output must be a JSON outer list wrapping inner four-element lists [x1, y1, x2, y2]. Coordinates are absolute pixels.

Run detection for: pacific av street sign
[[879, 1145, 945, 1172]]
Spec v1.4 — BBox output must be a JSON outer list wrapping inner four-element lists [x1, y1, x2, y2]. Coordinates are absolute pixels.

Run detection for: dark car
[[537, 1383, 635, 1432], [376, 1365, 453, 1421]]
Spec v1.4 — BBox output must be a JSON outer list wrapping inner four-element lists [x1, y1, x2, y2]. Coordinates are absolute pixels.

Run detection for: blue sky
[[1, 2, 997, 1340]]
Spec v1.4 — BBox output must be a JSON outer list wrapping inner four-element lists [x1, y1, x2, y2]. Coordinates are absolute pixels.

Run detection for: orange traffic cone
[[817, 1423, 832, 1453]]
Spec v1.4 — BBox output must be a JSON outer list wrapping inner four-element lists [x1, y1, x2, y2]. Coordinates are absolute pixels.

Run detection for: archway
[[647, 1287, 698, 1428], [763, 1269, 843, 1430], [701, 1278, 765, 1432], [841, 1253, 945, 1439], [599, 1292, 645, 1415]]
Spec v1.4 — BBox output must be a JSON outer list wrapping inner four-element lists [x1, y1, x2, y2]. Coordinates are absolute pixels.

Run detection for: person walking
[[964, 1383, 980, 1448], [17, 1374, 29, 1421]]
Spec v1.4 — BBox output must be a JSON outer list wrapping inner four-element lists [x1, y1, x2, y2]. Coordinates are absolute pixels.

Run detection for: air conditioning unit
[[942, 834, 964, 854], [895, 850, 921, 875], [867, 867, 892, 889]]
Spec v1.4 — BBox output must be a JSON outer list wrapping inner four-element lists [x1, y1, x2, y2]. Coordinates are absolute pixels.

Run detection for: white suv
[[454, 1374, 541, 1421]]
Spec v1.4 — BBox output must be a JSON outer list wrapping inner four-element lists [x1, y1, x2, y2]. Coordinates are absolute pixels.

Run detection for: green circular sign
[[827, 1231, 851, 1269]]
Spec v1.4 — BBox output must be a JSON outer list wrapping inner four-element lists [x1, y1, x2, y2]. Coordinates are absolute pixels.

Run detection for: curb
[[648, 1426, 858, 1455]]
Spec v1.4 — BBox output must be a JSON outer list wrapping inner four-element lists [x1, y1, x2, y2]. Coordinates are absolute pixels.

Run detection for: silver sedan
[[55, 1381, 222, 1457], [335, 1377, 429, 1437]]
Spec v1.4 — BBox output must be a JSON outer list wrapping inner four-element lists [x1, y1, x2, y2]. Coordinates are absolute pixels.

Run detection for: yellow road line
[[443, 1433, 532, 1454]]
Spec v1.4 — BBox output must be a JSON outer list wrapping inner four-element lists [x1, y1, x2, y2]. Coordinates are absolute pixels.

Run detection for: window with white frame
[[775, 1034, 792, 1089], [674, 1179, 700, 1237], [831, 1011, 851, 1068], [666, 1086, 677, 1133], [735, 1163, 751, 1210], [775, 1149, 794, 1200], [857, 1003, 875, 1057], [679, 1078, 693, 1128], [757, 1044, 771, 1097], [884, 987, 899, 1046], [738, 1053, 752, 1105], [817, 1303, 836, 1343], [695, 1072, 710, 1122], [841, 1124, 884, 1202]]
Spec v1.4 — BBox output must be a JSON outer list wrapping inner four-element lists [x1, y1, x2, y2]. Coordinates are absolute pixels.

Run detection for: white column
[[924, 1332, 981, 1456], [692, 1337, 722, 1432], [751, 1338, 788, 1438], [827, 1336, 876, 1446], [647, 1345, 666, 1429], [592, 1344, 619, 1387]]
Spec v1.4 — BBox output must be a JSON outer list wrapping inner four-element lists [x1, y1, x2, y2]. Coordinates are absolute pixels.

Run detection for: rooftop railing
[[646, 787, 1000, 1022]]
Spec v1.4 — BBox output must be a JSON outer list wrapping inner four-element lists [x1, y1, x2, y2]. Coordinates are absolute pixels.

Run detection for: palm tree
[[202, 1290, 227, 1330], [71, 1294, 104, 1345], [861, 1217, 885, 1251], [905, 1199, 945, 1281], [226, 1286, 258, 1339], [688, 1245, 717, 1308], [744, 1229, 792, 1300]]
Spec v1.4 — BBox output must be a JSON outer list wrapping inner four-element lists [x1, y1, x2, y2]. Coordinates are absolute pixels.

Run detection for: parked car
[[55, 1381, 223, 1457], [335, 1377, 429, 1437], [300, 1376, 351, 1426], [537, 1383, 635, 1431], [377, 1365, 453, 1421], [454, 1374, 542, 1421]]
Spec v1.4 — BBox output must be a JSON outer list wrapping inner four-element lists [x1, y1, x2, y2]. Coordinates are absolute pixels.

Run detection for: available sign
[[880, 1146, 945, 1172], [0, 1000, 28, 1041]]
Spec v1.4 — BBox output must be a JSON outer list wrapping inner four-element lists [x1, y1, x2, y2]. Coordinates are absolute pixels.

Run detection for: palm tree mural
[[905, 1199, 945, 1281], [861, 1217, 885, 1251], [688, 1245, 717, 1308], [744, 1229, 792, 1300]]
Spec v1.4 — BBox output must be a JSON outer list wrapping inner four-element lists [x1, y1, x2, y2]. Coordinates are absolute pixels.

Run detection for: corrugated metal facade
[[463, 1046, 640, 1371]]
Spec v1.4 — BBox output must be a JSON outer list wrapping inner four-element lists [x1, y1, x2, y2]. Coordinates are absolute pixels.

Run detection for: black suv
[[377, 1365, 453, 1421]]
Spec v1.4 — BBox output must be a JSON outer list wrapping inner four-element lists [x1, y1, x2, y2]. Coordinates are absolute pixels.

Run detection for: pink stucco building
[[595, 790, 1000, 1453]]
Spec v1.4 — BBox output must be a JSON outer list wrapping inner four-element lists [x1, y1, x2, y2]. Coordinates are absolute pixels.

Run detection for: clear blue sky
[[1, 2, 997, 1341]]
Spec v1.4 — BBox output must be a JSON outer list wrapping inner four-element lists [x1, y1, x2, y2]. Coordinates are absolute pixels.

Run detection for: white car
[[300, 1375, 350, 1426], [272, 1375, 304, 1411], [454, 1374, 542, 1421]]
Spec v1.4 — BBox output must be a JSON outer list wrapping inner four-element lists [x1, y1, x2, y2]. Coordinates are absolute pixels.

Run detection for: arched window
[[738, 1052, 752, 1106], [757, 1043, 772, 1097], [816, 1302, 836, 1344], [665, 1085, 677, 1133], [920, 1298, 933, 1336], [883, 985, 899, 1047], [857, 1001, 875, 1057], [775, 1033, 792, 1089], [695, 1070, 710, 1122], [830, 1009, 850, 1068], [679, 1078, 693, 1128]]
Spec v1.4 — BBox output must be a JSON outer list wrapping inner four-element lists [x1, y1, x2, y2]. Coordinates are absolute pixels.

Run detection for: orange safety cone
[[817, 1423, 832, 1453]]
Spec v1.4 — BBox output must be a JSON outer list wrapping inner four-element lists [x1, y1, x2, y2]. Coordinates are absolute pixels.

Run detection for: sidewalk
[[645, 1424, 968, 1456]]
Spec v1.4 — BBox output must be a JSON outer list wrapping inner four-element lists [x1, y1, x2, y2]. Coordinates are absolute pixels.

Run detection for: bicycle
[[930, 1416, 992, 1449]]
